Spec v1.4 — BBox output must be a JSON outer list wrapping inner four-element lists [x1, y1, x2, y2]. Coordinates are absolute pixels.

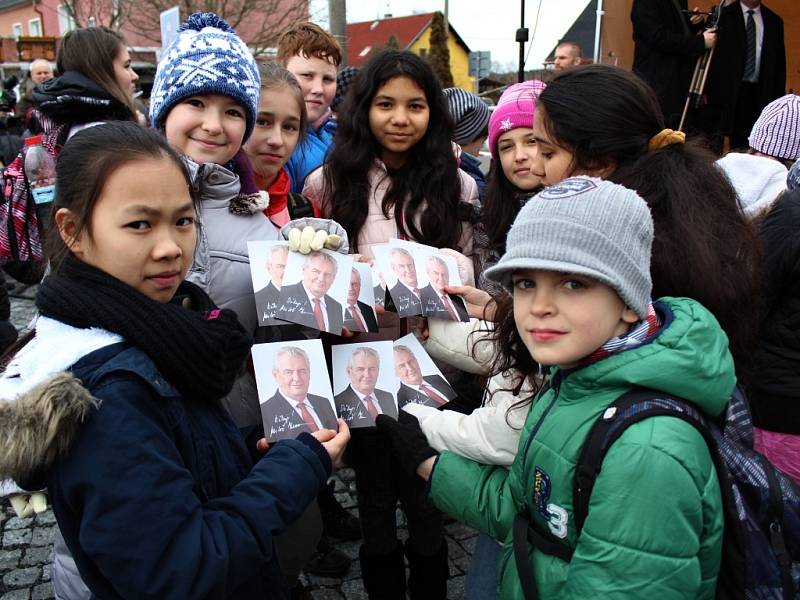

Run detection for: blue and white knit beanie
[[149, 13, 260, 142]]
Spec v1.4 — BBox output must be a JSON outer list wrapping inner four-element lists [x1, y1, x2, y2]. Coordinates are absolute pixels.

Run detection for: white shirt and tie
[[353, 387, 383, 417], [347, 302, 368, 332], [303, 286, 329, 331], [279, 391, 323, 431], [740, 2, 764, 82]]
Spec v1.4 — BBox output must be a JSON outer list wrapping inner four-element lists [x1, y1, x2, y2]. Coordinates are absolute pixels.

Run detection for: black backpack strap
[[572, 388, 715, 535], [286, 192, 315, 220], [513, 511, 540, 600], [762, 455, 796, 599]]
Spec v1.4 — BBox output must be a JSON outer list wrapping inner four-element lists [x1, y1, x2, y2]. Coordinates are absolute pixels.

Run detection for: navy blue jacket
[[459, 152, 487, 205], [48, 342, 331, 599]]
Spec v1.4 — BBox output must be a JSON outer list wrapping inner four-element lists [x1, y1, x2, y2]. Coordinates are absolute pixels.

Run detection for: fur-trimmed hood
[[0, 372, 96, 488], [0, 317, 121, 492]]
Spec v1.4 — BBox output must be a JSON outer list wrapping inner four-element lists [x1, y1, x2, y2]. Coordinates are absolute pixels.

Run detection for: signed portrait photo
[[247, 241, 290, 326], [252, 340, 338, 442], [393, 334, 456, 409], [331, 342, 398, 428], [414, 252, 469, 322], [343, 263, 379, 334], [373, 242, 426, 318], [276, 249, 353, 334]]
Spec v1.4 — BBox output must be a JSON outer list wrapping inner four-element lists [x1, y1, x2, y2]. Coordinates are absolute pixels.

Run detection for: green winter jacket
[[430, 297, 735, 600]]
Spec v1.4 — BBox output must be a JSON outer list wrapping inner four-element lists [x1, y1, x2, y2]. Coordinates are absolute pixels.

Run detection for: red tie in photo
[[350, 305, 367, 332], [313, 298, 325, 330], [420, 384, 448, 406], [297, 402, 319, 432], [441, 295, 459, 320], [363, 394, 380, 419]]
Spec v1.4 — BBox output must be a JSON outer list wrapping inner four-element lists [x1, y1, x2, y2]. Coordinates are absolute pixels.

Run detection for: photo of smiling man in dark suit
[[278, 250, 345, 334], [334, 346, 397, 428], [260, 345, 338, 441], [393, 344, 456, 409]]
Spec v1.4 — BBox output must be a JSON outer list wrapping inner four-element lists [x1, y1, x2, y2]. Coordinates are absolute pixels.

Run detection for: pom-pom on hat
[[443, 87, 491, 146], [488, 80, 546, 159], [748, 94, 800, 161], [149, 13, 260, 143], [484, 176, 654, 318]]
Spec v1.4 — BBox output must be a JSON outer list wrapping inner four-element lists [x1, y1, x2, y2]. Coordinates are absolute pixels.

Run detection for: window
[[58, 5, 76, 35], [12, 23, 22, 39], [28, 18, 42, 37]]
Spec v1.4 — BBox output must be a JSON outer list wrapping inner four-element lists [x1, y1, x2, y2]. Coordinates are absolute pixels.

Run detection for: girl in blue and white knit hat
[[151, 12, 282, 333]]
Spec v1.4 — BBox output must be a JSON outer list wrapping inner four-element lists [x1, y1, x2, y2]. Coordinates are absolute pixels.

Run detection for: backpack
[[0, 112, 63, 264], [513, 387, 800, 600]]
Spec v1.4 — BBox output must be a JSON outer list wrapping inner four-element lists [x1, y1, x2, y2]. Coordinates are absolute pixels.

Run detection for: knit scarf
[[36, 255, 252, 403], [582, 302, 662, 365]]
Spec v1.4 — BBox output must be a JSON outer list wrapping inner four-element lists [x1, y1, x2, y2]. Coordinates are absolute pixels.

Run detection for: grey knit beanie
[[443, 87, 491, 146], [484, 176, 654, 318]]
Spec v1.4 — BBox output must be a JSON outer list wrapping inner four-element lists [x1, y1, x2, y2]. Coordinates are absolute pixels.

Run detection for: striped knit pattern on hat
[[748, 94, 800, 161], [331, 66, 360, 113], [443, 87, 491, 146], [488, 80, 546, 158], [789, 159, 800, 191], [484, 176, 654, 318], [149, 12, 260, 142]]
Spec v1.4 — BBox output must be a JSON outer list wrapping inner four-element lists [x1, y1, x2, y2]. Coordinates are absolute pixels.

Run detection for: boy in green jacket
[[379, 176, 733, 599]]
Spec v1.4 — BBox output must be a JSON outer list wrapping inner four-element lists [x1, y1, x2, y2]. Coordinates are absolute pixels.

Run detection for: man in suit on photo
[[343, 268, 379, 333], [278, 251, 344, 333], [254, 244, 288, 325], [698, 0, 785, 150], [394, 345, 456, 409], [334, 347, 397, 427], [261, 346, 338, 440], [388, 248, 423, 317], [419, 255, 469, 322]]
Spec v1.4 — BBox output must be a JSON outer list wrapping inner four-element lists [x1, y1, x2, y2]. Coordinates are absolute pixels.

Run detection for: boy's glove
[[375, 411, 438, 477], [281, 218, 350, 255]]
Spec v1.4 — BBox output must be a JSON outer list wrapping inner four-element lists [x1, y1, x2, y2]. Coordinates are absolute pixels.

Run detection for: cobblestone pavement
[[1, 285, 476, 599]]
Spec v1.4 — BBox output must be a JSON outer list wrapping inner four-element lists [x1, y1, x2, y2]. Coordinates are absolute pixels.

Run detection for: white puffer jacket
[[408, 317, 534, 466]]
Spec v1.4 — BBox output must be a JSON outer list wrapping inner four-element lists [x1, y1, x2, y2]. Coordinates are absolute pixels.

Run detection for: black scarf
[[36, 255, 252, 403]]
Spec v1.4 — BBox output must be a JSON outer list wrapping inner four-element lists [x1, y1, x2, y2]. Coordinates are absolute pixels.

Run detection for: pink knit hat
[[488, 80, 546, 159]]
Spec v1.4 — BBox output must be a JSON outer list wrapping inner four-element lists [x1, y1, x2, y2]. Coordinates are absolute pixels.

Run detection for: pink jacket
[[303, 161, 478, 340], [303, 161, 478, 260]]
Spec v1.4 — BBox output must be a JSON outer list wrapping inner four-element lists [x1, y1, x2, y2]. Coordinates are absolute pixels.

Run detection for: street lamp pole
[[516, 1, 528, 83]]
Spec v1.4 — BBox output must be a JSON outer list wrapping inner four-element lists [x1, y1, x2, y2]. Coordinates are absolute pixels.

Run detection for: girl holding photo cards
[[303, 50, 478, 333], [302, 49, 479, 598]]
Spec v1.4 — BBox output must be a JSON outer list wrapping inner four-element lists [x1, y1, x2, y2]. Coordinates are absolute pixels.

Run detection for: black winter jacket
[[749, 189, 800, 433]]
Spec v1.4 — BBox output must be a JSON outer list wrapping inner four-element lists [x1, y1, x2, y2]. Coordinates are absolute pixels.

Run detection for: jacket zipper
[[520, 373, 562, 477]]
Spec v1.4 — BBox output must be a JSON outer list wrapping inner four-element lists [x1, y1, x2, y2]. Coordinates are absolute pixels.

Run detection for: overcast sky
[[309, 0, 594, 71]]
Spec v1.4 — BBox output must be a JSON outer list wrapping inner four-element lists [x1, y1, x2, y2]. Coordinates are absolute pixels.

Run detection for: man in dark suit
[[419, 255, 469, 322], [698, 0, 785, 150], [254, 244, 288, 325], [393, 345, 456, 409], [261, 346, 338, 440], [388, 247, 423, 317], [277, 251, 344, 333], [343, 268, 379, 333], [334, 347, 397, 427], [631, 0, 716, 127]]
